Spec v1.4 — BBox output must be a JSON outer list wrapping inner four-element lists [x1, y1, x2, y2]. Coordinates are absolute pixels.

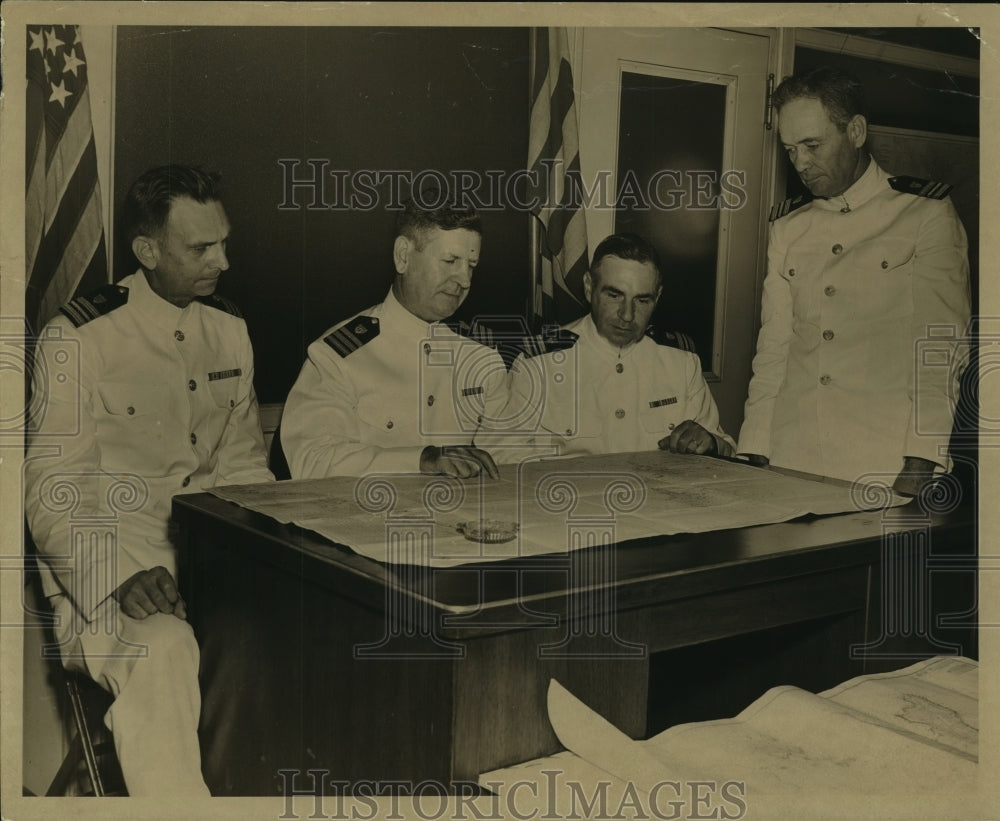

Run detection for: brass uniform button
[[881, 260, 889, 269], [427, 395, 435, 406], [615, 363, 623, 373], [126, 406, 135, 415], [188, 379, 197, 391], [832, 244, 843, 254], [174, 330, 185, 341], [615, 408, 625, 419], [182, 476, 191, 487], [820, 375, 832, 386], [822, 330, 835, 341], [190, 433, 198, 445], [824, 285, 836, 297], [386, 420, 394, 429], [788, 268, 796, 277]]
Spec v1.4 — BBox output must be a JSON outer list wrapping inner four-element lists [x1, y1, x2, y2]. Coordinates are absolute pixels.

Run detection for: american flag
[[25, 25, 109, 334], [527, 27, 589, 329]]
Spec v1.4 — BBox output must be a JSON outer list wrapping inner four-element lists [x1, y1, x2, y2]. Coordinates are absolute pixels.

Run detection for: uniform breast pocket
[[207, 369, 241, 410], [854, 238, 915, 320], [97, 381, 169, 419], [639, 401, 683, 437], [777, 251, 821, 317], [538, 389, 583, 439], [357, 392, 407, 439]]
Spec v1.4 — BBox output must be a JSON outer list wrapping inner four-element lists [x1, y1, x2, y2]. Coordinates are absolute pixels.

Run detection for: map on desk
[[208, 450, 907, 567]]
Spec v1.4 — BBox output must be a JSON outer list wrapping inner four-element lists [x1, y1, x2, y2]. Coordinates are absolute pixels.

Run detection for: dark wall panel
[[114, 26, 530, 403]]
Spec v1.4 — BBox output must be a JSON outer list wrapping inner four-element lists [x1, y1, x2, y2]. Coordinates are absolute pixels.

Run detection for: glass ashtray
[[457, 519, 519, 544]]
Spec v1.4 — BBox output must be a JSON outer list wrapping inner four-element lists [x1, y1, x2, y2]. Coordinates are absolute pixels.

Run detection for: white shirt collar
[[812, 156, 887, 213], [382, 286, 441, 339], [125, 269, 190, 329], [574, 314, 645, 361]]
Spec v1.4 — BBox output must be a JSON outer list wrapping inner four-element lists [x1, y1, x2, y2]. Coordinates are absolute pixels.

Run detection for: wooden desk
[[173, 489, 976, 796]]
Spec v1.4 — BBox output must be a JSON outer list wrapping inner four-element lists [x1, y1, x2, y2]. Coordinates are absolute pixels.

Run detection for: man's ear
[[583, 271, 594, 303], [393, 236, 411, 275], [847, 114, 867, 149], [131, 235, 159, 270]]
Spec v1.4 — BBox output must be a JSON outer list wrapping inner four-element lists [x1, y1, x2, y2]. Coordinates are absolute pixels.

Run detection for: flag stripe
[[25, 142, 46, 277], [43, 97, 95, 228], [527, 27, 589, 329], [30, 137, 102, 302], [38, 190, 106, 324]]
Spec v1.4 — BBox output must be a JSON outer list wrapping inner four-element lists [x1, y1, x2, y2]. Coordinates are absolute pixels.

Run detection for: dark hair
[[590, 232, 662, 282], [771, 66, 867, 131], [121, 165, 223, 245], [395, 188, 482, 249]]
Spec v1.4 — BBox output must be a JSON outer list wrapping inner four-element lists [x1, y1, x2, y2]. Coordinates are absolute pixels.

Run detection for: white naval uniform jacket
[[281, 288, 510, 479], [499, 314, 736, 461], [738, 160, 971, 482], [24, 271, 274, 619]]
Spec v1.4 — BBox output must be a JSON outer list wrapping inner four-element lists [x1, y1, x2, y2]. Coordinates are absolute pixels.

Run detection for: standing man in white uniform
[[281, 193, 508, 479], [24, 165, 274, 796], [738, 67, 970, 493], [499, 232, 735, 460]]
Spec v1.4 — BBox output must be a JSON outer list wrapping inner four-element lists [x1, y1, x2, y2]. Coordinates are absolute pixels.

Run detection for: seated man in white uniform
[[281, 192, 508, 479], [24, 165, 275, 796], [500, 232, 735, 460]]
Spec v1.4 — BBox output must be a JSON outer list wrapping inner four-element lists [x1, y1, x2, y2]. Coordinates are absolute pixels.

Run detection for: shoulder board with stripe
[[768, 193, 813, 222], [645, 326, 697, 354], [522, 327, 579, 359], [59, 284, 129, 328], [323, 315, 380, 357], [197, 293, 243, 317], [888, 175, 953, 200]]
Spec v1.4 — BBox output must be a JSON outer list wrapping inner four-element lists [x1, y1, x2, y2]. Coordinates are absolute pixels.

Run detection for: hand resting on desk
[[421, 445, 500, 479], [657, 420, 732, 457]]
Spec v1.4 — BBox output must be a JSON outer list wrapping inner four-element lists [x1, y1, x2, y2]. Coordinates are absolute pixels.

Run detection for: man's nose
[[210, 244, 230, 271], [791, 151, 811, 174], [619, 300, 635, 323], [454, 261, 472, 287]]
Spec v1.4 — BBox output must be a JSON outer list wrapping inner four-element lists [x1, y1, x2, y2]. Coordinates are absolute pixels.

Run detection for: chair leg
[[65, 675, 106, 796]]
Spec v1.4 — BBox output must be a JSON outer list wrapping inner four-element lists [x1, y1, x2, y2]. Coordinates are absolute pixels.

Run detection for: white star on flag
[[45, 27, 64, 55], [63, 47, 85, 76], [29, 29, 44, 53], [48, 78, 73, 107]]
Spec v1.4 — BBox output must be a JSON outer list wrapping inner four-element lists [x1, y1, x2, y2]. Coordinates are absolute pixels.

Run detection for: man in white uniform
[[737, 67, 971, 493], [499, 232, 735, 460], [24, 165, 274, 795], [281, 193, 508, 479]]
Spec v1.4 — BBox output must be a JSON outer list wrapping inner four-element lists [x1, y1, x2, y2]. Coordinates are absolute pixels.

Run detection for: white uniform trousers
[[50, 593, 210, 796]]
